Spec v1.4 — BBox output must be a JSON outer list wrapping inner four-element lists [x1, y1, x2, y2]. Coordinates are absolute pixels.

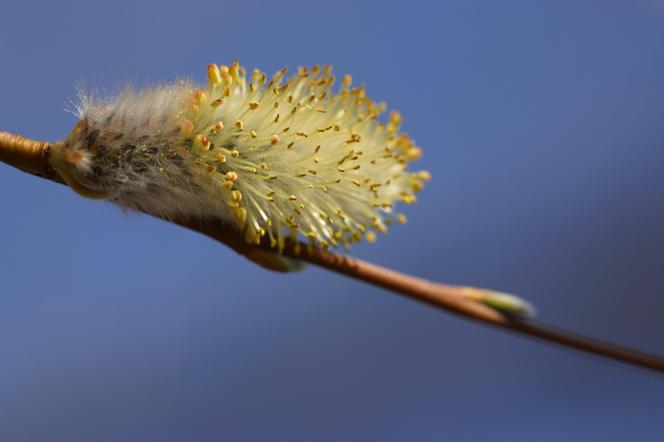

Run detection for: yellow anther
[[226, 171, 239, 181], [231, 149, 240, 158], [194, 134, 211, 150], [235, 120, 244, 130], [250, 130, 257, 138], [288, 195, 297, 201], [230, 190, 243, 203], [417, 170, 431, 182], [207, 64, 222, 85], [248, 100, 260, 110], [234, 207, 247, 223], [193, 90, 207, 104], [397, 214, 408, 224], [229, 61, 240, 81], [213, 121, 224, 133], [215, 154, 227, 163], [407, 147, 423, 161], [411, 180, 424, 192], [271, 134, 280, 145]]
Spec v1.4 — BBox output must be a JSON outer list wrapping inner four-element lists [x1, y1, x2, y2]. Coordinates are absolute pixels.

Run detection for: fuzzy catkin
[[49, 62, 429, 253]]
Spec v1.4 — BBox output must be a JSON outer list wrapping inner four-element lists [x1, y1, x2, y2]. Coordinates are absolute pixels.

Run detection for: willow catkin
[[48, 61, 429, 257]]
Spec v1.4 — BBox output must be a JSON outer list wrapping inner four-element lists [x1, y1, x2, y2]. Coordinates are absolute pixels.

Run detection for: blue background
[[1, 1, 664, 441]]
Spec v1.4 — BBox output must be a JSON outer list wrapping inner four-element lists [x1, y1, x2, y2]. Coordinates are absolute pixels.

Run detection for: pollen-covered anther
[[208, 63, 222, 85], [386, 111, 402, 133], [402, 195, 416, 204], [234, 207, 247, 224], [226, 171, 239, 181], [411, 180, 425, 192], [193, 90, 207, 104], [230, 149, 240, 158], [230, 60, 240, 81], [194, 134, 211, 150], [417, 171, 431, 182], [215, 154, 227, 163], [407, 147, 423, 161], [213, 121, 224, 133], [230, 190, 243, 203]]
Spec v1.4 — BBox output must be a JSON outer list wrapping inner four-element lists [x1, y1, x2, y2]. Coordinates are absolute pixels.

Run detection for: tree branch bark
[[2, 130, 663, 374]]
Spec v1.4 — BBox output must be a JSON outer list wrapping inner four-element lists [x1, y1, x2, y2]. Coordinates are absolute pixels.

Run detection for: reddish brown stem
[[0, 131, 50, 175], [2, 130, 663, 374], [182, 217, 664, 374]]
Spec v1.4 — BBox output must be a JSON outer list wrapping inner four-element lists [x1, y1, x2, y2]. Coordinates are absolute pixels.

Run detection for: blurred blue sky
[[1, 1, 664, 441]]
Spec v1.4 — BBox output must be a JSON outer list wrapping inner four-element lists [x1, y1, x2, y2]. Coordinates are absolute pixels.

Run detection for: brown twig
[[2, 130, 663, 374]]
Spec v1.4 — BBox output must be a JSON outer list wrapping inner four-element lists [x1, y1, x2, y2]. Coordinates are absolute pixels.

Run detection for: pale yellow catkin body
[[49, 62, 429, 254]]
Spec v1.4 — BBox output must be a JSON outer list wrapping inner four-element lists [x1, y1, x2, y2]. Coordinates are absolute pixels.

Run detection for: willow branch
[[2, 130, 663, 374]]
